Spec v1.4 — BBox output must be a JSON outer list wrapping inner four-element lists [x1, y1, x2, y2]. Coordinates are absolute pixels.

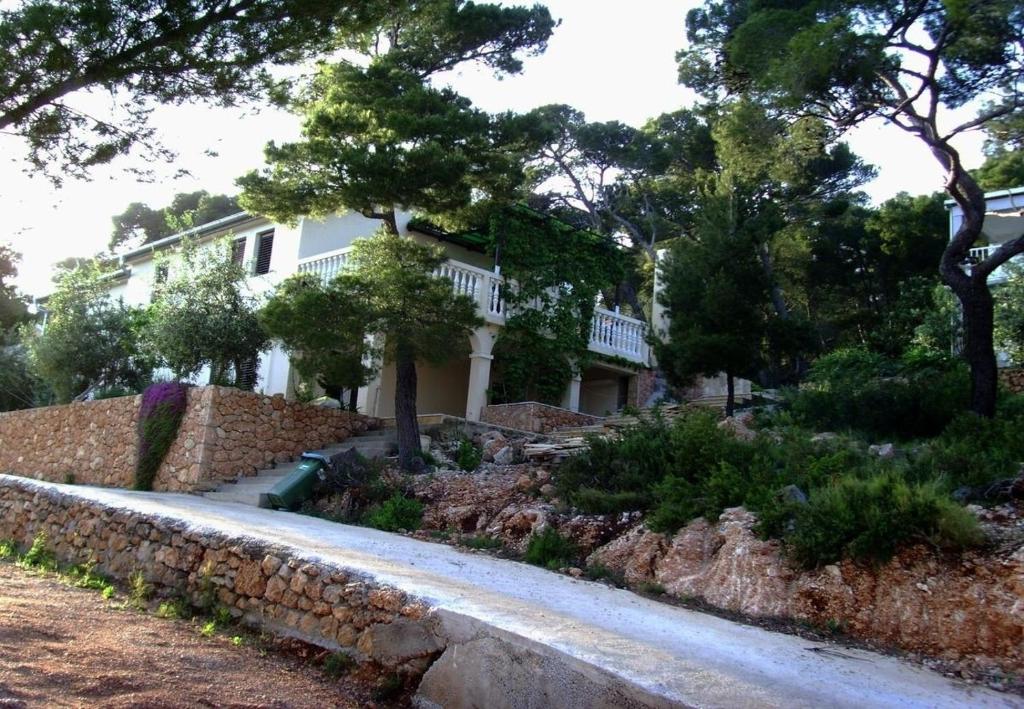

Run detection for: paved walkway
[[22, 481, 1022, 708]]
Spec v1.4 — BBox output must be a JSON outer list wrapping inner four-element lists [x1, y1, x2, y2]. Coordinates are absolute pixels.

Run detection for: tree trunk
[[938, 165, 1000, 417], [347, 387, 358, 412], [394, 347, 422, 470], [949, 278, 999, 417], [725, 371, 735, 418]]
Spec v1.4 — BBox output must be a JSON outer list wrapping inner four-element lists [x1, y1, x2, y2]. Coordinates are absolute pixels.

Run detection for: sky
[[1, 0, 988, 297]]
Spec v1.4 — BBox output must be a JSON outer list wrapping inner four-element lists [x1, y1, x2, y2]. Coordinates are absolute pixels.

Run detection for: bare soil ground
[[0, 563, 397, 708]]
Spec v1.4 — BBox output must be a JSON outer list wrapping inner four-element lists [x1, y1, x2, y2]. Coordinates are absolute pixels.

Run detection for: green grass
[[459, 535, 504, 551], [524, 528, 577, 570]]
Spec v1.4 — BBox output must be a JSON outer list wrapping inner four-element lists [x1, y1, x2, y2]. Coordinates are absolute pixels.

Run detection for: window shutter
[[255, 231, 274, 275], [231, 238, 246, 265], [238, 356, 259, 390]]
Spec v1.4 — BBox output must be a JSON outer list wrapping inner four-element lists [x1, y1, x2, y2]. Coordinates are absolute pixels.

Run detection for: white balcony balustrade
[[294, 248, 649, 363]]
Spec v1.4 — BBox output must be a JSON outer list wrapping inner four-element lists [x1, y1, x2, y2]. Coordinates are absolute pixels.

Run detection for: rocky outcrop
[[587, 506, 1024, 673]]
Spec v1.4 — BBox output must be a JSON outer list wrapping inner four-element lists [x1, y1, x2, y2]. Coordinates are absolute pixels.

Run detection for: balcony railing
[[965, 246, 1020, 283], [295, 249, 649, 364]]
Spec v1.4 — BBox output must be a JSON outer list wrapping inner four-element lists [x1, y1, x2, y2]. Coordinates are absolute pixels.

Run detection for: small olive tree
[[25, 262, 151, 402], [349, 231, 481, 470], [145, 238, 269, 388], [261, 272, 376, 409]]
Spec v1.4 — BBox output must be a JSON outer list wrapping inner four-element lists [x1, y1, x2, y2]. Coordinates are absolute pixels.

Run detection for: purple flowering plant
[[134, 382, 188, 491]]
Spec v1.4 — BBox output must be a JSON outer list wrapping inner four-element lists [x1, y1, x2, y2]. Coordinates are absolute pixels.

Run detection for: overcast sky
[[2, 0, 987, 296]]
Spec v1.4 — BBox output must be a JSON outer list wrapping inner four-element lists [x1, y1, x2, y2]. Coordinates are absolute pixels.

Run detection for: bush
[[784, 472, 982, 567], [363, 493, 423, 532], [910, 410, 1024, 491], [787, 348, 969, 440], [524, 527, 577, 569], [455, 438, 482, 471], [134, 382, 188, 491]]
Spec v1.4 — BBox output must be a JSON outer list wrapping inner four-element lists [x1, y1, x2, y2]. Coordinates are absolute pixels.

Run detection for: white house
[[947, 186, 1024, 285], [98, 209, 653, 421]]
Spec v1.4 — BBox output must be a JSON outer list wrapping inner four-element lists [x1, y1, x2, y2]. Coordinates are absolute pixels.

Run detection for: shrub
[[787, 348, 969, 440], [19, 533, 55, 570], [524, 527, 577, 569], [363, 493, 423, 532], [784, 472, 982, 568], [909, 410, 1024, 491], [135, 382, 188, 491], [455, 438, 481, 471]]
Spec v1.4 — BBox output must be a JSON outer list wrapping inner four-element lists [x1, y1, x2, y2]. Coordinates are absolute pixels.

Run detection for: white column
[[466, 353, 493, 421], [561, 374, 582, 412]]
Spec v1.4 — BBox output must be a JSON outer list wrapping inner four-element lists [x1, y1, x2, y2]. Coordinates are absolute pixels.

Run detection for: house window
[[230, 238, 246, 266], [238, 355, 259, 390], [254, 230, 274, 275]]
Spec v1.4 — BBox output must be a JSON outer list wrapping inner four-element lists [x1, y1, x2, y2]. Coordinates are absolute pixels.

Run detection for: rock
[[869, 443, 896, 459], [356, 617, 445, 667], [810, 432, 839, 444], [493, 446, 515, 466], [234, 560, 267, 598], [717, 415, 757, 442], [568, 567, 583, 578], [778, 485, 808, 505], [311, 396, 341, 408], [416, 636, 657, 709], [539, 484, 556, 498]]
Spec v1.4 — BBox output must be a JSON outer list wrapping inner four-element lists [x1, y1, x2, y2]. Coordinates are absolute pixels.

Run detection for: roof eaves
[[118, 211, 263, 262]]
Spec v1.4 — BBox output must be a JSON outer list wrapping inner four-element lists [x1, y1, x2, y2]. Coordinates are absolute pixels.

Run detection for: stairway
[[201, 429, 395, 507]]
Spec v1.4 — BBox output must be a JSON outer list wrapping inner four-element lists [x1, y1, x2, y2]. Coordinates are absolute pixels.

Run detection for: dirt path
[[0, 563, 391, 708]]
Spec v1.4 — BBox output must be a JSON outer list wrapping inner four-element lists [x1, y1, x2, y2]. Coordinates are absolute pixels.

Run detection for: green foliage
[[784, 473, 982, 567], [260, 273, 376, 402], [238, 2, 554, 230], [145, 238, 269, 388], [555, 408, 988, 567], [0, 0, 394, 180], [995, 262, 1024, 366], [459, 534, 503, 551], [363, 493, 424, 532], [786, 348, 970, 440], [128, 570, 153, 609], [110, 192, 240, 250], [323, 652, 355, 678], [156, 598, 191, 620], [0, 539, 15, 559], [19, 533, 55, 571], [524, 527, 577, 570], [486, 207, 625, 404], [348, 231, 483, 468], [0, 244, 28, 333], [25, 262, 152, 402], [0, 343, 45, 411], [909, 410, 1024, 491], [455, 438, 482, 472]]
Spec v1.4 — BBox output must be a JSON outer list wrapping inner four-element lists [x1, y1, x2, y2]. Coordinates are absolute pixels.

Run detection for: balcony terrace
[[297, 247, 650, 365]]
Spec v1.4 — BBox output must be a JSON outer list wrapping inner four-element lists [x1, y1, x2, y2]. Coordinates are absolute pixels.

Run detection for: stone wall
[[0, 386, 373, 491], [480, 402, 601, 433], [1000, 368, 1024, 394], [0, 476, 444, 677]]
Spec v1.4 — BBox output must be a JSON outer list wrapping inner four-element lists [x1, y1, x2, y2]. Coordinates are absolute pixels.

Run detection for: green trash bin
[[262, 454, 327, 510]]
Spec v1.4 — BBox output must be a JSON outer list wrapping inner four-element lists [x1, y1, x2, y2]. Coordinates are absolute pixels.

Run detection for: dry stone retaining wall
[[1000, 368, 1024, 394], [480, 402, 601, 433], [0, 386, 373, 491], [0, 477, 444, 677]]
